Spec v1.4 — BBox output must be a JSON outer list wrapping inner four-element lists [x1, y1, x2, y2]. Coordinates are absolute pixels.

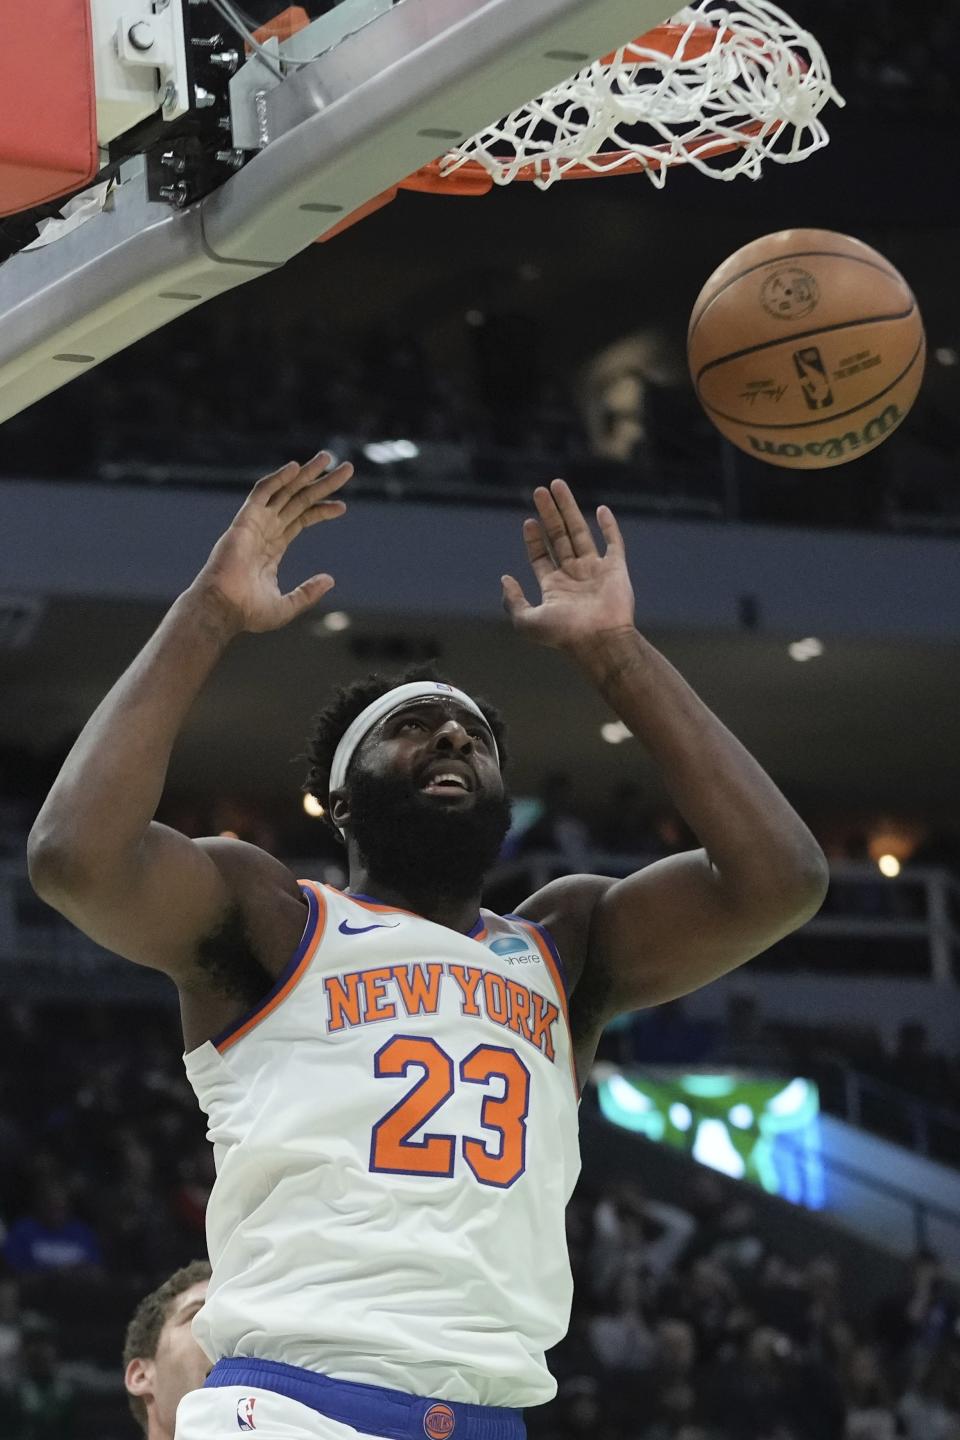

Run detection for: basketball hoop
[[400, 0, 844, 195]]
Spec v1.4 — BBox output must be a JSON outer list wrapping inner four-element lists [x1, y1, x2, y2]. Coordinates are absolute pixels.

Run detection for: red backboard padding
[[0, 0, 98, 217]]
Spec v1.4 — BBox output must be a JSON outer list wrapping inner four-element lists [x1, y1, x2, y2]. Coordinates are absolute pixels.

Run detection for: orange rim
[[397, 22, 804, 195]]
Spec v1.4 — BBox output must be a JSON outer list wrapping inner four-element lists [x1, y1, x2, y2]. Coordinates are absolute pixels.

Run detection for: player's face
[[149, 1281, 211, 1436], [374, 701, 502, 800], [342, 700, 512, 898]]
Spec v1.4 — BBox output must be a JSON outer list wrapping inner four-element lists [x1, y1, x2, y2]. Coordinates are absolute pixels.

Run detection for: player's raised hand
[[501, 480, 635, 651], [196, 451, 353, 633]]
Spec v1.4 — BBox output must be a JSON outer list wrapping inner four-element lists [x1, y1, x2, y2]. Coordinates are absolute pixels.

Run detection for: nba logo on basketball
[[237, 1396, 257, 1430], [423, 1404, 456, 1439]]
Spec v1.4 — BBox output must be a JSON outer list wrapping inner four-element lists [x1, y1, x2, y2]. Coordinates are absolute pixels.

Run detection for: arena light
[[788, 637, 824, 662], [878, 853, 901, 878], [362, 439, 420, 465], [302, 794, 324, 819], [322, 611, 351, 633], [935, 347, 959, 367]]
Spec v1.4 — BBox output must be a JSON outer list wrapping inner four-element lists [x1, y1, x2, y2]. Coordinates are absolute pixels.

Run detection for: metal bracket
[[92, 0, 189, 142]]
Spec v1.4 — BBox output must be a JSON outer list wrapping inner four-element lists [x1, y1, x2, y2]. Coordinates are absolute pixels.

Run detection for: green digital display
[[597, 1068, 824, 1207]]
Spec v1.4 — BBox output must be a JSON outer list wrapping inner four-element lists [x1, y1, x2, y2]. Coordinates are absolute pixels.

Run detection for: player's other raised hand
[[501, 479, 635, 652], [196, 451, 353, 634]]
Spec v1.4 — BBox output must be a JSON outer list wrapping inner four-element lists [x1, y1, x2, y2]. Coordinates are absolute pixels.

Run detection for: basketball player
[[28, 451, 828, 1438], [123, 1261, 211, 1439]]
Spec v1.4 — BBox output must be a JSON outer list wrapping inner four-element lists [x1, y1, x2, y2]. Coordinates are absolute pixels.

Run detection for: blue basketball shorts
[[174, 1358, 527, 1440]]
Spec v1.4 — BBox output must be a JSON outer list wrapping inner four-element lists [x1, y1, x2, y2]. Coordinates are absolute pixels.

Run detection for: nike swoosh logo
[[338, 920, 400, 936]]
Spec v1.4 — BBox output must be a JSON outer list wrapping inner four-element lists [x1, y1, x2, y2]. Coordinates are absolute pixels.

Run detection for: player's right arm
[[26, 452, 352, 984]]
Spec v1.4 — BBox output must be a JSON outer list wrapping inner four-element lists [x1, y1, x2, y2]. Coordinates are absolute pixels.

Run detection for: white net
[[438, 0, 844, 190]]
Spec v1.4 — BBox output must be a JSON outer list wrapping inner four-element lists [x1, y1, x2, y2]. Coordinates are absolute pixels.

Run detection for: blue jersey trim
[[502, 915, 569, 996], [210, 883, 320, 1051], [205, 1357, 525, 1440], [349, 891, 403, 908]]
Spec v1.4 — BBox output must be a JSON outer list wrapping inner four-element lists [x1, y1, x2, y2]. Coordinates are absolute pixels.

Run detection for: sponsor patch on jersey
[[237, 1396, 257, 1430], [423, 1403, 456, 1440], [489, 936, 531, 957]]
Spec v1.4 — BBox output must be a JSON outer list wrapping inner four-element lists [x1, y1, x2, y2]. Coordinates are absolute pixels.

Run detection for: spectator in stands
[[169, 1144, 215, 1241], [0, 1277, 22, 1388], [701, 1323, 846, 1440], [587, 1263, 658, 1374], [592, 780, 660, 856], [98, 1126, 184, 1278], [804, 1256, 853, 1364], [550, 1376, 604, 1440], [695, 1199, 766, 1279], [590, 1181, 697, 1297], [635, 1318, 700, 1438], [752, 1255, 815, 1348], [2, 1316, 76, 1440], [843, 1343, 898, 1440], [875, 1249, 958, 1384], [626, 997, 717, 1065], [123, 1260, 211, 1440], [652, 811, 695, 856], [514, 772, 591, 870], [659, 1256, 742, 1363], [3, 1182, 103, 1279], [886, 1021, 950, 1105], [898, 1347, 960, 1440], [712, 992, 788, 1069]]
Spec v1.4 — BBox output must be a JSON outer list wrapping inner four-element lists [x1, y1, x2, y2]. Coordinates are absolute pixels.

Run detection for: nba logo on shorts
[[237, 1396, 257, 1430], [423, 1404, 456, 1440]]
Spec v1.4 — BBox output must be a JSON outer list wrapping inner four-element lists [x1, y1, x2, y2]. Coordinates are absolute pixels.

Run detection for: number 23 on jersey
[[369, 1035, 531, 1188]]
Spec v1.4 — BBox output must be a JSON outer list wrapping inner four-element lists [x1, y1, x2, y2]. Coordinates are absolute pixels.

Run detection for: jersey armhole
[[212, 882, 327, 1054]]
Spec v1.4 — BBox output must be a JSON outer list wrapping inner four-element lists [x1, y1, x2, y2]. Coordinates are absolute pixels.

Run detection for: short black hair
[[303, 663, 508, 837]]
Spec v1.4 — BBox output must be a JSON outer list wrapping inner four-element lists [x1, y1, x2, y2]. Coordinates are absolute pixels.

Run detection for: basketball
[[687, 228, 926, 470]]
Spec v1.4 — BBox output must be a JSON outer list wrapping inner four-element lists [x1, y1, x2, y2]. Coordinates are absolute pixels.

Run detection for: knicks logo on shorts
[[237, 1396, 257, 1430], [423, 1403, 456, 1440]]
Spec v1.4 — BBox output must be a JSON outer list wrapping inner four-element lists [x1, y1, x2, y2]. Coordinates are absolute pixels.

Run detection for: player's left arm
[[504, 480, 829, 1024]]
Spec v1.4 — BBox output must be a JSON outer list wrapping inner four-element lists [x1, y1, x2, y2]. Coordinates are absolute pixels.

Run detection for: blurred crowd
[[540, 1173, 960, 1440], [3, 749, 960, 1143], [2, 316, 957, 536], [0, 1001, 211, 1437], [2, 989, 960, 1439]]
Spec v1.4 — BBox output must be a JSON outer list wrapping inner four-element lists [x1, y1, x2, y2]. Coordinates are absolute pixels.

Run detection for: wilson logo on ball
[[688, 228, 926, 469], [747, 403, 904, 462]]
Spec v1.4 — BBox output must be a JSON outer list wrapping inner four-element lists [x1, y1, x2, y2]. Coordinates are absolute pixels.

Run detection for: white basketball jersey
[[184, 882, 581, 1407]]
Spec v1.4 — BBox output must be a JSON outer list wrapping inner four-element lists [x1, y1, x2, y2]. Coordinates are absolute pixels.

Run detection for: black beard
[[345, 764, 513, 907]]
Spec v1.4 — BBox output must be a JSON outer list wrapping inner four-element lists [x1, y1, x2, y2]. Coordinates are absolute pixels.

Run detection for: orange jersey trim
[[215, 881, 327, 1054], [514, 920, 580, 1098]]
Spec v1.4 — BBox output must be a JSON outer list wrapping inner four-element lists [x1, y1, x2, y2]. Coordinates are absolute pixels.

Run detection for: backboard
[[0, 0, 677, 425]]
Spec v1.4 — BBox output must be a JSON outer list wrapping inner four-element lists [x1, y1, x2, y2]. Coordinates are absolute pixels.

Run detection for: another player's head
[[123, 1260, 211, 1440], [304, 664, 511, 904]]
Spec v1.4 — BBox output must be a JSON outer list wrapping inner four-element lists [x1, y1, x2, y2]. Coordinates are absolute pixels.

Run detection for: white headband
[[328, 681, 500, 821]]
